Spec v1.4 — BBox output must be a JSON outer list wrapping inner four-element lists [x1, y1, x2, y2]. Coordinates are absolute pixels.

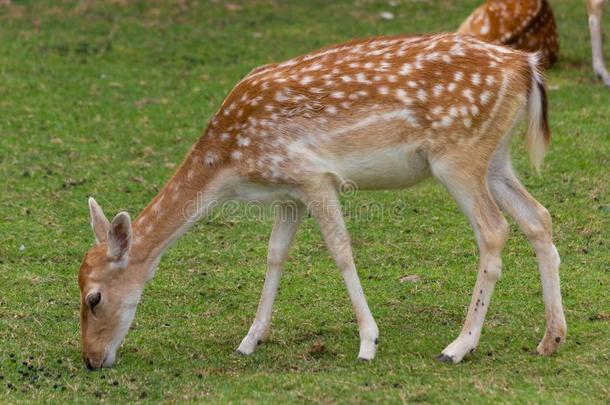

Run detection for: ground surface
[[0, 0, 608, 403]]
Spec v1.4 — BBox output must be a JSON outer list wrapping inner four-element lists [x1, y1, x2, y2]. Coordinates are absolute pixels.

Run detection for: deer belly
[[330, 144, 430, 190]]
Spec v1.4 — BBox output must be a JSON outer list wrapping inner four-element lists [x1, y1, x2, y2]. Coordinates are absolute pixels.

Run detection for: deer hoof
[[436, 353, 456, 363]]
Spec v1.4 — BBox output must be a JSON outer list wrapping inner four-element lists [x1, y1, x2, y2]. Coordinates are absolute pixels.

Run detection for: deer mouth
[[84, 355, 104, 370], [83, 348, 110, 371]]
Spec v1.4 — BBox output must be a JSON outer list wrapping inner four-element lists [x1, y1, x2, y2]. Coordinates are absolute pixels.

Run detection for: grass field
[[0, 0, 609, 403]]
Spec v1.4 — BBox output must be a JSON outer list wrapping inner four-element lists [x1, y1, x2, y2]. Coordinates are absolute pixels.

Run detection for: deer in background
[[587, 0, 610, 86], [78, 33, 567, 370], [458, 0, 559, 68], [459, 0, 610, 86]]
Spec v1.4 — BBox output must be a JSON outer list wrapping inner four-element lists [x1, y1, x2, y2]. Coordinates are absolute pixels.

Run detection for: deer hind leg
[[587, 0, 610, 86], [299, 178, 379, 360], [236, 201, 304, 355], [432, 162, 509, 363], [488, 160, 566, 355]]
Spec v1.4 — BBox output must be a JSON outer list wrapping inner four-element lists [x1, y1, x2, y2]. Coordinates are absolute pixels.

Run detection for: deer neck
[[128, 141, 235, 279]]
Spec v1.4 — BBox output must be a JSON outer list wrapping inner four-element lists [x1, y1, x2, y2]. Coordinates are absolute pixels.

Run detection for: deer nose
[[84, 357, 94, 370], [84, 356, 97, 371]]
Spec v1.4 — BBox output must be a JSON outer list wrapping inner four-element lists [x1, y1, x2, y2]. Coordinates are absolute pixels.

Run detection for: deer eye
[[86, 292, 102, 313]]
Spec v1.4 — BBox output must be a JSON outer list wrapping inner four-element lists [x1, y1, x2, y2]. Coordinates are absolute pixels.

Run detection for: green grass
[[0, 0, 608, 403]]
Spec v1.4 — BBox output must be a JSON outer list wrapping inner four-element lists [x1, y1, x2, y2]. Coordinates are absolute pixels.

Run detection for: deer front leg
[[236, 202, 304, 355], [434, 170, 509, 363], [301, 180, 379, 360], [587, 0, 610, 86]]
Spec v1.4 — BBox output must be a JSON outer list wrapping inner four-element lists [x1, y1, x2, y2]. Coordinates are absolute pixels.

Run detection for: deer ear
[[107, 212, 132, 264], [89, 197, 110, 244]]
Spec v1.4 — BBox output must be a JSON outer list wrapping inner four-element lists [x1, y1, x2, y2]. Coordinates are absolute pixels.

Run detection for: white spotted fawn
[[79, 33, 566, 370]]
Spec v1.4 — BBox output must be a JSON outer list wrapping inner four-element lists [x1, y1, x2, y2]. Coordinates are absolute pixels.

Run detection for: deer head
[[78, 197, 144, 370]]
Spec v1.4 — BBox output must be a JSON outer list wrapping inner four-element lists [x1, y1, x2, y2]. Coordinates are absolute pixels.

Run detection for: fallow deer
[[460, 0, 610, 86], [458, 0, 559, 69], [78, 33, 567, 370]]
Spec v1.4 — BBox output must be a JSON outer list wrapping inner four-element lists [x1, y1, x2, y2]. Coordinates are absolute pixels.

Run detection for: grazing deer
[[458, 0, 559, 69], [79, 33, 567, 370], [587, 0, 610, 86], [460, 0, 610, 86]]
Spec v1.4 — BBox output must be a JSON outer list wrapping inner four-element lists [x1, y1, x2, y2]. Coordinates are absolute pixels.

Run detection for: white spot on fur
[[449, 43, 466, 57], [462, 88, 475, 103], [399, 63, 412, 76], [355, 72, 371, 84], [237, 136, 251, 147], [309, 63, 323, 71], [433, 84, 444, 97], [480, 91, 491, 105], [275, 91, 288, 102], [417, 89, 427, 102], [471, 73, 481, 85], [440, 116, 452, 127], [395, 89, 412, 104], [204, 151, 219, 165], [300, 76, 313, 86]]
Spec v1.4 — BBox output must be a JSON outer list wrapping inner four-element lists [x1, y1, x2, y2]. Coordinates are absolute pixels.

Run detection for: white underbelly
[[328, 144, 430, 190], [233, 182, 297, 203]]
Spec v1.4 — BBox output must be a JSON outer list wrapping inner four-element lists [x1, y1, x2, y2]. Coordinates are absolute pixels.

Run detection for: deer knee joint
[[334, 252, 355, 272], [482, 217, 509, 253], [526, 205, 553, 244], [266, 255, 284, 270], [484, 257, 503, 282]]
